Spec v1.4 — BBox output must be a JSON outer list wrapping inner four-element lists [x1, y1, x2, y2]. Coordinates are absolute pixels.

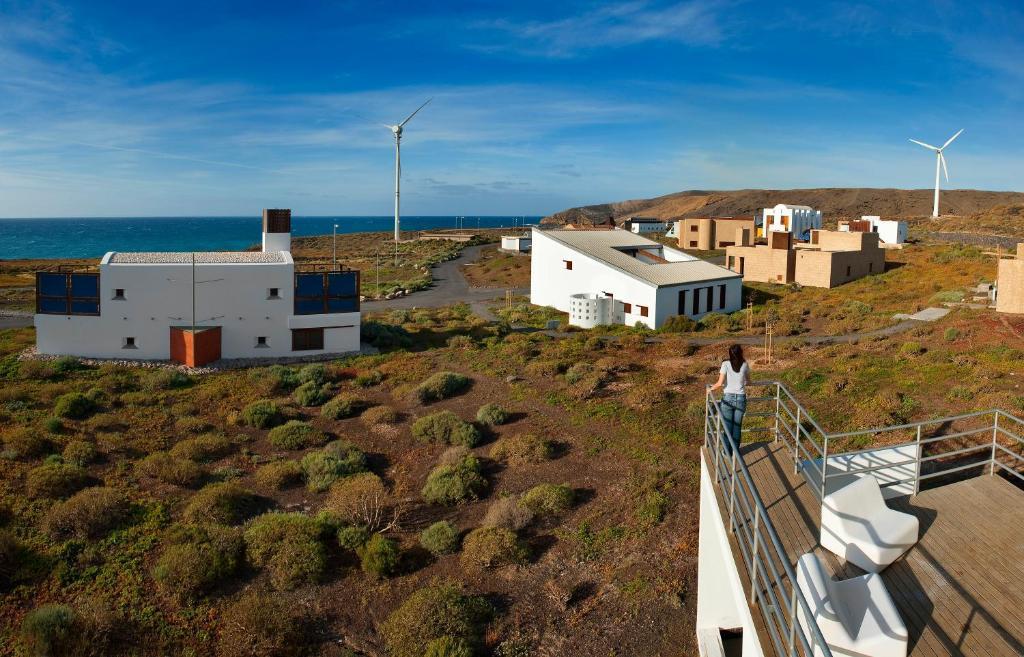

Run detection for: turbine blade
[[940, 152, 949, 181], [399, 98, 432, 128], [941, 128, 964, 150], [909, 138, 939, 150]]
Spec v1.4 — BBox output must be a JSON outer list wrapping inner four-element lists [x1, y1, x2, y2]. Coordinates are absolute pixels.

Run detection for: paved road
[[0, 313, 32, 329]]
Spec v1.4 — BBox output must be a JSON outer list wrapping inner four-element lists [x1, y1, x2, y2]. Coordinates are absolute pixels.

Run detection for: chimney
[[262, 209, 291, 253]]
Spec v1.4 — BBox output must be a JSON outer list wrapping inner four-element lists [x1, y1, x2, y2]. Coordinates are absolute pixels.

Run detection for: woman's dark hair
[[728, 344, 745, 373]]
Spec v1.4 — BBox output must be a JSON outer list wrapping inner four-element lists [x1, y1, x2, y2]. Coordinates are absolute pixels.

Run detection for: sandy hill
[[542, 188, 1024, 226]]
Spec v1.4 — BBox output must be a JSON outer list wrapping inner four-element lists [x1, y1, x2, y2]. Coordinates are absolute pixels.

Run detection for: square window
[[113, 288, 125, 300], [268, 287, 280, 299], [638, 305, 649, 317], [564, 260, 573, 270], [256, 336, 269, 347], [292, 328, 324, 351], [123, 337, 136, 349]]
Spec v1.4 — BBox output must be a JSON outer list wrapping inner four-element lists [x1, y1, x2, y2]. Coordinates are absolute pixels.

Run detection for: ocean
[[0, 215, 541, 260]]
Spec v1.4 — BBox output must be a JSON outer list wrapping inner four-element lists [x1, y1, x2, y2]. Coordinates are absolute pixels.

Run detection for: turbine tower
[[909, 129, 963, 217], [388, 99, 431, 242]]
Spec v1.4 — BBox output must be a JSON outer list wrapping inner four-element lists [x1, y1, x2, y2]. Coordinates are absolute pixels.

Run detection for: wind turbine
[[387, 99, 431, 242], [909, 128, 963, 217]]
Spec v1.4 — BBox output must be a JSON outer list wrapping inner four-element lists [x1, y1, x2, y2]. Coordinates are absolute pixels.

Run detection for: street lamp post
[[332, 224, 338, 265]]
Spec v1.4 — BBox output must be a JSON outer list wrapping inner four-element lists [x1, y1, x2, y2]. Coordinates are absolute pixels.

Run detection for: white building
[[530, 227, 742, 329], [838, 215, 908, 245], [760, 204, 822, 241], [500, 234, 532, 252], [626, 217, 669, 234], [34, 209, 361, 366]]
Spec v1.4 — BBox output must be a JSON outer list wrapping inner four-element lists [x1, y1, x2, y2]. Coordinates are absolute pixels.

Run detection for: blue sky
[[1, 0, 1022, 217]]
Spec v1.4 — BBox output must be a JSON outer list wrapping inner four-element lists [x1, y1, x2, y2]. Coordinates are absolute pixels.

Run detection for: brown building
[[725, 229, 885, 288], [996, 243, 1024, 314], [677, 216, 757, 251]]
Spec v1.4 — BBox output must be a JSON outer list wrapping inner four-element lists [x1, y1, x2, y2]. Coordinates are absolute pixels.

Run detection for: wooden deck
[[734, 440, 1024, 657]]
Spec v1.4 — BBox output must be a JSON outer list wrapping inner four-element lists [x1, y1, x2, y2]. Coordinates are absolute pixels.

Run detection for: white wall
[[630, 222, 667, 234], [763, 205, 822, 240], [35, 253, 360, 361]]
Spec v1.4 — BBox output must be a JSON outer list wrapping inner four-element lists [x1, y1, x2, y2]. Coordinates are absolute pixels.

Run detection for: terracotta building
[[677, 216, 757, 251], [996, 244, 1024, 314], [725, 229, 885, 288]]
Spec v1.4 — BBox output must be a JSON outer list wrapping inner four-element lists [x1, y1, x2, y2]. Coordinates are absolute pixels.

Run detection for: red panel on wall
[[170, 327, 222, 367]]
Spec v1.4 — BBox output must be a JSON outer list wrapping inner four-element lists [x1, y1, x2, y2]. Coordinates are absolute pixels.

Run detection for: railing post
[[774, 383, 781, 443], [820, 434, 829, 501], [991, 412, 999, 476], [913, 424, 923, 496], [787, 586, 798, 656], [748, 506, 761, 604], [715, 402, 724, 483], [794, 405, 802, 475], [728, 445, 738, 532]]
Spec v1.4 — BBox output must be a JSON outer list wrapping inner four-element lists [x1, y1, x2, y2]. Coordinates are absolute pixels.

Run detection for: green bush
[[241, 400, 283, 429], [324, 472, 388, 524], [298, 363, 328, 385], [267, 420, 328, 450], [420, 521, 460, 556], [293, 381, 331, 407], [636, 490, 669, 527], [944, 327, 960, 341], [422, 455, 487, 506], [425, 636, 474, 657], [336, 524, 370, 550], [415, 372, 471, 403], [359, 533, 399, 578], [353, 369, 385, 387], [564, 363, 594, 385], [361, 320, 413, 350], [144, 369, 191, 391], [43, 487, 128, 539], [461, 526, 528, 570], [169, 433, 233, 462], [254, 460, 303, 490], [135, 452, 203, 487], [489, 434, 553, 464], [244, 512, 326, 590], [2, 427, 50, 458], [381, 582, 493, 657], [265, 365, 301, 392], [482, 496, 533, 531], [26, 463, 90, 498], [412, 411, 481, 448], [900, 341, 925, 356], [53, 392, 95, 420], [216, 590, 308, 657], [51, 356, 82, 376], [301, 440, 367, 492], [20, 605, 77, 656], [153, 524, 243, 602], [320, 394, 363, 420], [519, 483, 574, 516], [475, 403, 509, 426], [183, 482, 260, 525], [61, 440, 97, 466], [660, 315, 697, 333], [44, 417, 63, 434], [361, 405, 399, 425]]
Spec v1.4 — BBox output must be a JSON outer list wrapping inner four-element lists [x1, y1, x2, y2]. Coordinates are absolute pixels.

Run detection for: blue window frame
[[294, 270, 360, 315], [36, 272, 101, 316]]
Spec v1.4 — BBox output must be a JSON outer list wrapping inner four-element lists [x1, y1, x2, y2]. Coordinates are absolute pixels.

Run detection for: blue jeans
[[720, 393, 746, 454]]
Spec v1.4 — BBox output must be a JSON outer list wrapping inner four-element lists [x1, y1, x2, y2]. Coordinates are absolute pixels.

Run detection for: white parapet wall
[[801, 443, 921, 499], [568, 293, 623, 328], [697, 453, 766, 657]]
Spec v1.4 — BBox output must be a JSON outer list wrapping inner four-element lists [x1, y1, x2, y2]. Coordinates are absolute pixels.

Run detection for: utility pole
[[333, 224, 338, 265], [191, 252, 196, 334], [375, 249, 380, 297]]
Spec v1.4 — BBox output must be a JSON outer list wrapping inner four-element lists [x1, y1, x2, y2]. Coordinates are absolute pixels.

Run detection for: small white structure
[[665, 222, 678, 238], [838, 216, 908, 245], [796, 553, 909, 657], [568, 293, 624, 328], [530, 227, 742, 329], [626, 217, 669, 234], [760, 204, 822, 241], [820, 475, 919, 573], [500, 235, 532, 252], [34, 209, 361, 365]]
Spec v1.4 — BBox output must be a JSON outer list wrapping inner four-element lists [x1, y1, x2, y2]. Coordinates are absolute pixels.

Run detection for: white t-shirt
[[720, 360, 749, 395]]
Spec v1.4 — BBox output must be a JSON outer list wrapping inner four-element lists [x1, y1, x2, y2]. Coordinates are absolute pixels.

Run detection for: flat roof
[[107, 251, 286, 264], [538, 228, 738, 287]]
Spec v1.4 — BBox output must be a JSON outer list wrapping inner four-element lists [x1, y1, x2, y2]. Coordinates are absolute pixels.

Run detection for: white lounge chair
[[820, 474, 919, 573], [796, 553, 908, 657]]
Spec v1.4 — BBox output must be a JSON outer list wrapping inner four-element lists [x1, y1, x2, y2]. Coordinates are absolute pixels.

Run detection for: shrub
[[447, 335, 475, 349], [420, 521, 460, 556], [636, 490, 669, 527], [324, 472, 388, 525], [659, 315, 697, 333], [336, 524, 370, 550], [53, 392, 95, 420], [135, 452, 203, 487], [461, 527, 528, 569], [519, 483, 574, 516], [482, 496, 534, 531], [293, 381, 331, 407], [26, 463, 90, 498], [353, 369, 384, 387], [217, 590, 307, 657], [153, 524, 243, 601], [358, 533, 399, 578], [475, 403, 509, 427], [43, 486, 128, 539], [361, 405, 399, 425], [422, 455, 487, 506], [20, 605, 77, 656], [170, 433, 233, 462], [944, 327, 960, 341], [900, 341, 925, 356], [489, 434, 554, 464], [241, 400, 283, 429], [412, 411, 481, 448], [0, 529, 22, 588], [51, 356, 82, 376], [564, 363, 594, 385], [244, 512, 326, 590], [3, 427, 50, 458], [44, 417, 63, 434], [301, 440, 367, 492], [254, 460, 302, 490], [175, 416, 212, 434], [298, 363, 328, 386], [321, 394, 362, 420], [145, 369, 191, 391], [415, 372, 471, 403], [425, 636, 474, 657], [381, 582, 493, 657], [184, 482, 260, 525], [267, 421, 327, 450], [61, 440, 97, 466]]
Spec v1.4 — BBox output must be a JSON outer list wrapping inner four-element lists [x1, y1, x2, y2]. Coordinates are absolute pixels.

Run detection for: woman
[[709, 344, 750, 454]]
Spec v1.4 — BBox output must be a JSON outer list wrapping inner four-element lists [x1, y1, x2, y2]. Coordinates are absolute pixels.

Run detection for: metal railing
[[704, 380, 1024, 657]]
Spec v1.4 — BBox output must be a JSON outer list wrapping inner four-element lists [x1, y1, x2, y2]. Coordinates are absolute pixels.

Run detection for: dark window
[[623, 302, 632, 314], [294, 271, 360, 315], [113, 288, 125, 300], [268, 287, 280, 299], [705, 287, 713, 312], [718, 284, 726, 309], [678, 290, 688, 315], [638, 305, 649, 317], [564, 260, 573, 270], [690, 225, 698, 232], [256, 336, 268, 347], [36, 272, 100, 316], [689, 241, 698, 248], [868, 262, 873, 272], [846, 265, 851, 277], [123, 337, 136, 348], [292, 328, 324, 351], [692, 288, 701, 314]]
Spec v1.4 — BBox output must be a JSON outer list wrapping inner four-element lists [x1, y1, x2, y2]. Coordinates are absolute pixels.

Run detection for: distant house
[[725, 229, 884, 288], [996, 243, 1024, 314], [838, 215, 908, 245], [677, 217, 757, 251], [34, 210, 361, 366], [500, 234, 532, 252], [530, 227, 742, 329], [759, 204, 823, 241], [624, 217, 669, 234]]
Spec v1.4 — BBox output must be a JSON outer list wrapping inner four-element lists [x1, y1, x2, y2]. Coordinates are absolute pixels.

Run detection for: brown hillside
[[542, 189, 1024, 225]]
